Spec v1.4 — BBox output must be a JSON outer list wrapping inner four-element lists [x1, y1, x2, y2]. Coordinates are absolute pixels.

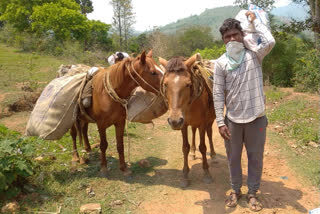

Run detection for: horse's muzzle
[[167, 117, 184, 130]]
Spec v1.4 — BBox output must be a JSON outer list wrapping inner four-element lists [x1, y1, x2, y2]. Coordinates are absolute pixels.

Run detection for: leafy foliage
[[31, 1, 88, 41], [75, 0, 93, 15], [293, 48, 320, 93], [0, 125, 35, 198], [194, 42, 225, 59]]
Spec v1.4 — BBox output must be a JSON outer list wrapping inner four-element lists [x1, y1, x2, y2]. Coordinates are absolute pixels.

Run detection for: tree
[[175, 26, 215, 57], [0, 0, 39, 31], [31, 1, 88, 41], [75, 0, 93, 15], [148, 28, 170, 58], [292, 0, 320, 50], [87, 20, 112, 50], [110, 0, 135, 50], [234, 0, 275, 11]]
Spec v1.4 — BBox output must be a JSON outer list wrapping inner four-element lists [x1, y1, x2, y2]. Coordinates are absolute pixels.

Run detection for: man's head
[[219, 18, 243, 44], [116, 52, 125, 60]]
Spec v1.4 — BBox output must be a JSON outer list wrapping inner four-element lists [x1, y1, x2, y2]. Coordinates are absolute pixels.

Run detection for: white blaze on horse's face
[[164, 72, 192, 130]]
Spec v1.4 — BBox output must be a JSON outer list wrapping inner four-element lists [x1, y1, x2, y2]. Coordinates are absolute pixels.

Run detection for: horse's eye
[[151, 71, 157, 75]]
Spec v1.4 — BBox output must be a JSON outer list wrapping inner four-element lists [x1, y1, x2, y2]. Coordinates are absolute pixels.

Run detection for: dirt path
[[135, 114, 319, 214]]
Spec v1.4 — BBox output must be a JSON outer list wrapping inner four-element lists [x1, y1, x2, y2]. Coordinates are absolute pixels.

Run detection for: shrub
[[0, 125, 35, 198], [293, 48, 320, 93]]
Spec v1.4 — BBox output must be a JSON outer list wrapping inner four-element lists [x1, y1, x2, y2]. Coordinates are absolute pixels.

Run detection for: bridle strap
[[126, 61, 160, 96]]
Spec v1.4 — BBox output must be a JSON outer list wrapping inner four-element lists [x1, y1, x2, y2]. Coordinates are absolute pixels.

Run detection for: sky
[[87, 0, 292, 32]]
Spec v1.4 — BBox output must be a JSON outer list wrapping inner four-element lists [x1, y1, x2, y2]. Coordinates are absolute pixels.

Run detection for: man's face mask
[[226, 41, 245, 62], [225, 41, 246, 71]]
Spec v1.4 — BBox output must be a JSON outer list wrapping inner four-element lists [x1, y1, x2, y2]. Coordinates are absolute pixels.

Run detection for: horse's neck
[[109, 62, 137, 99]]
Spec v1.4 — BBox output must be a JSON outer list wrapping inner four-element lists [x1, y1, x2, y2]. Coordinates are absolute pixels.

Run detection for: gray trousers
[[224, 116, 267, 194]]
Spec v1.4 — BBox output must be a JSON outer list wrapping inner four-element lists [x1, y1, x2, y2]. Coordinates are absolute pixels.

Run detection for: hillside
[[159, 6, 241, 39], [271, 2, 310, 21], [158, 4, 309, 39]]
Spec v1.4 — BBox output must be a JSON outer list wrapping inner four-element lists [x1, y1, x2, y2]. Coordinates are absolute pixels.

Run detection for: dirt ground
[[0, 88, 318, 214]]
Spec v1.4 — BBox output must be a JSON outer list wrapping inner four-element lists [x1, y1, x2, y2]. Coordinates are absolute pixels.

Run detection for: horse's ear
[[146, 49, 153, 57], [185, 53, 201, 68], [140, 51, 146, 64], [159, 57, 168, 67]]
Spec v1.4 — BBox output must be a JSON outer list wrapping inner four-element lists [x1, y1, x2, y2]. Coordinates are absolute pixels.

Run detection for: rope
[[126, 62, 160, 96]]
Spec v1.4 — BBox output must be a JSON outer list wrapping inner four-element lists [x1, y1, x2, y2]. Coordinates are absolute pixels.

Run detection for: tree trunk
[[314, 0, 320, 51]]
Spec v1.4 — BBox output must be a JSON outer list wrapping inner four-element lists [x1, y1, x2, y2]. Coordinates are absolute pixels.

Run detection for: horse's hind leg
[[82, 122, 92, 153], [199, 125, 213, 184], [189, 126, 197, 160], [97, 124, 109, 177], [207, 122, 216, 158], [115, 121, 132, 176], [70, 124, 80, 162], [181, 125, 190, 188]]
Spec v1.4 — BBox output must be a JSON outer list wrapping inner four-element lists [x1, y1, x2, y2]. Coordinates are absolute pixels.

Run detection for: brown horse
[[73, 50, 162, 176], [159, 54, 216, 187]]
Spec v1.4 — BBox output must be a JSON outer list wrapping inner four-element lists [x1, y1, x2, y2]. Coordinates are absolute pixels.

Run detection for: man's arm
[[213, 61, 231, 140], [246, 11, 275, 61], [213, 61, 226, 128]]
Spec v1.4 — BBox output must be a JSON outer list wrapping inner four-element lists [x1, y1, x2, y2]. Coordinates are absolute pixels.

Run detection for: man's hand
[[219, 125, 231, 140], [245, 11, 256, 22]]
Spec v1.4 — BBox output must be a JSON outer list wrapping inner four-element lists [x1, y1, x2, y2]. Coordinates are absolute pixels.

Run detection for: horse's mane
[[94, 57, 133, 93], [166, 57, 187, 73]]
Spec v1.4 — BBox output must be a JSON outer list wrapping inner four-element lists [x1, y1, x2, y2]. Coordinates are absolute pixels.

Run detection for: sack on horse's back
[[127, 87, 168, 123], [25, 73, 87, 140]]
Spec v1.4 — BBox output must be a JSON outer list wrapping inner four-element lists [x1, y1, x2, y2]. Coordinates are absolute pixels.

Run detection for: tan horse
[[159, 54, 216, 187], [74, 50, 162, 177]]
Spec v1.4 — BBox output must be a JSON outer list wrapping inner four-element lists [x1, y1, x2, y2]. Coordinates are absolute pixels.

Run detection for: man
[[107, 51, 129, 65], [213, 11, 275, 212]]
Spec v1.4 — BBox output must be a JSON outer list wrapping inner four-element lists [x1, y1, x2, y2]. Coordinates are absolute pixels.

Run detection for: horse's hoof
[[100, 168, 108, 177], [203, 175, 213, 184], [210, 152, 217, 158], [79, 157, 89, 165], [72, 157, 80, 163], [180, 179, 190, 188], [189, 154, 196, 160], [123, 169, 132, 177]]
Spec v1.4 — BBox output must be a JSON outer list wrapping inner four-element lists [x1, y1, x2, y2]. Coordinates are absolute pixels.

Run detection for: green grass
[[265, 86, 291, 103], [0, 43, 77, 93], [265, 87, 320, 187], [267, 99, 319, 144]]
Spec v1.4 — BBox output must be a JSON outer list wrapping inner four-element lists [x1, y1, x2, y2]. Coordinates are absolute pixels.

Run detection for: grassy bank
[[265, 87, 320, 187]]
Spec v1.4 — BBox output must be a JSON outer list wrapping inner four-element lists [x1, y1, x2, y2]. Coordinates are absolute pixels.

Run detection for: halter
[[126, 61, 161, 96]]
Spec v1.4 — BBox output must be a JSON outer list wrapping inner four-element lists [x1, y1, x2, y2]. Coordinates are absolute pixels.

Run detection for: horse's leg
[[82, 122, 92, 152], [207, 121, 216, 158], [70, 124, 80, 162], [181, 125, 190, 188], [98, 124, 108, 177], [189, 126, 197, 160], [199, 125, 213, 184], [115, 121, 132, 176]]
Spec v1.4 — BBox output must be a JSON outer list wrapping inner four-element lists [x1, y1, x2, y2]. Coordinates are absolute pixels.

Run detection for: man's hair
[[219, 18, 242, 36], [116, 52, 125, 60]]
